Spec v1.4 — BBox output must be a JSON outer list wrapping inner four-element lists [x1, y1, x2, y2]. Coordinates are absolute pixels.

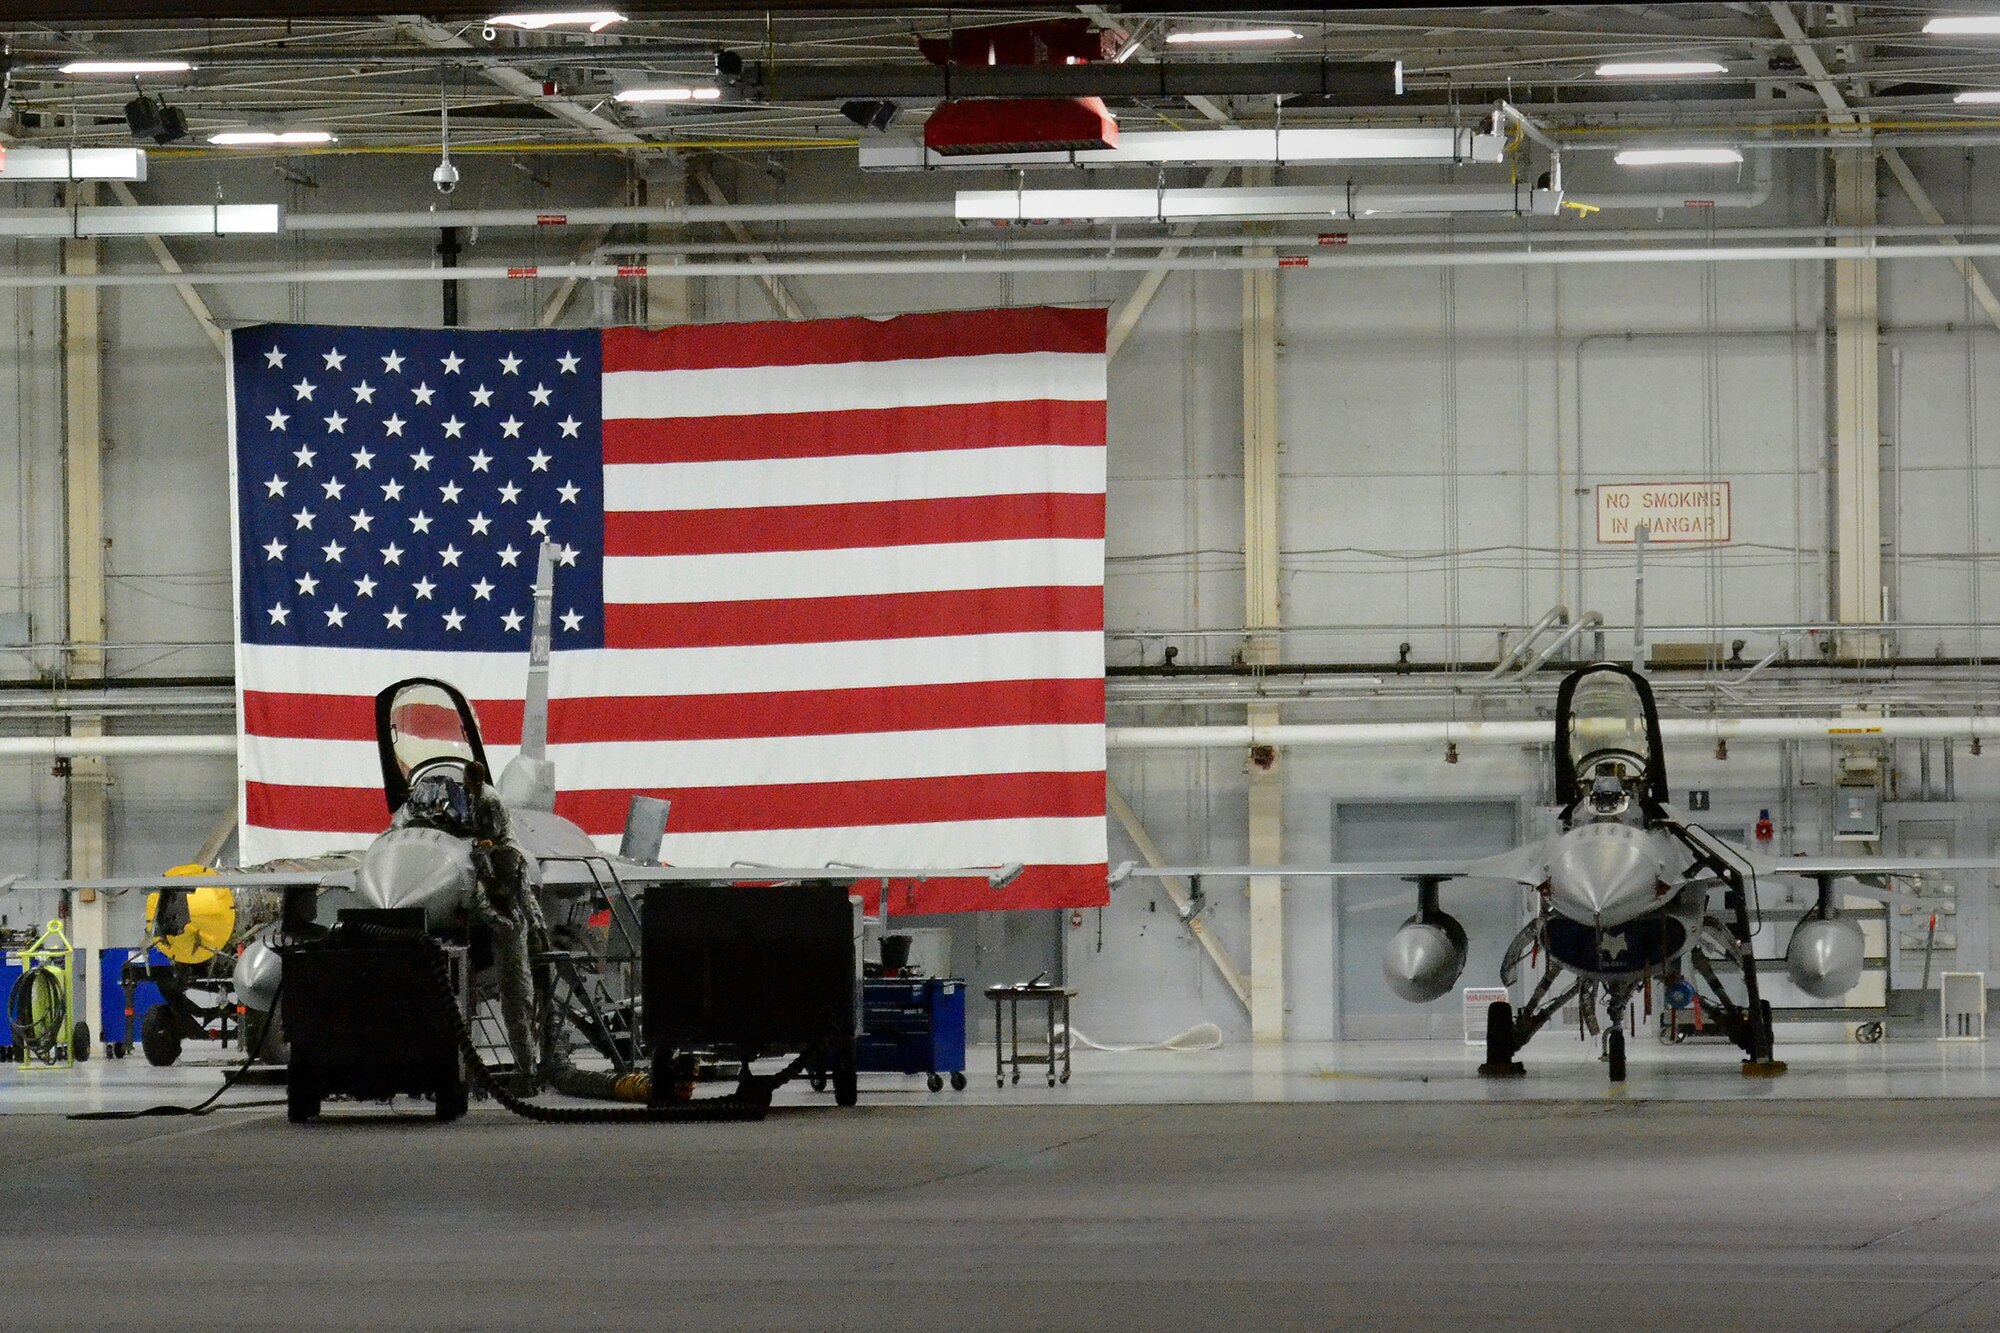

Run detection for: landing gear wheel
[[1607, 1028, 1627, 1083], [71, 1022, 90, 1062], [926, 1072, 944, 1092], [832, 1049, 859, 1107], [140, 1007, 182, 1068], [435, 1058, 468, 1122], [287, 1069, 320, 1124], [1478, 999, 1526, 1079], [950, 1071, 967, 1091]]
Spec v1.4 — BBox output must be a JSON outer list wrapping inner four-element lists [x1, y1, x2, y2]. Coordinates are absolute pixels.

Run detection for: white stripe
[[239, 632, 1105, 699], [604, 539, 1103, 604], [603, 445, 1105, 513], [240, 817, 1107, 871], [602, 352, 1104, 421], [242, 726, 1105, 792]]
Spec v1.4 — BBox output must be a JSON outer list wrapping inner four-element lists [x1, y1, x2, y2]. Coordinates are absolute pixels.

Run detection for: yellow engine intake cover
[[147, 865, 237, 966]]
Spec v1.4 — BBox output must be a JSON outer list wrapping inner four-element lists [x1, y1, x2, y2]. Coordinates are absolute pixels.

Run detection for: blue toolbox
[[856, 977, 968, 1092]]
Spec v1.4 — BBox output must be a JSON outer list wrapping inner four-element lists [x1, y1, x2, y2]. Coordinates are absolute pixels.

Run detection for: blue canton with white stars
[[233, 326, 605, 651]]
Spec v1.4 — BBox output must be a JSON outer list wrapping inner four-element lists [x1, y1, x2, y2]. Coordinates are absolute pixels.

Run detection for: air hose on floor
[[10, 966, 67, 1063]]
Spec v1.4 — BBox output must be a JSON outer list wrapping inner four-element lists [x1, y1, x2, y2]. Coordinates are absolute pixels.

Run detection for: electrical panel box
[[1834, 785, 1881, 841]]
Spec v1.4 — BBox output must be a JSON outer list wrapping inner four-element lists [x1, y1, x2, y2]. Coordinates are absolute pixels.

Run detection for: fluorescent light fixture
[[0, 204, 282, 238], [1955, 89, 2000, 102], [614, 86, 722, 103], [1925, 15, 2000, 33], [0, 147, 148, 182], [487, 10, 623, 31], [208, 131, 337, 146], [1595, 60, 1727, 77], [1164, 27, 1302, 45], [59, 59, 193, 75], [1614, 147, 1745, 166]]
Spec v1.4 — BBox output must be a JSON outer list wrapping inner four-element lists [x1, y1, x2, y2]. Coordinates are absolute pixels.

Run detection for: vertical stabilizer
[[497, 541, 559, 812]]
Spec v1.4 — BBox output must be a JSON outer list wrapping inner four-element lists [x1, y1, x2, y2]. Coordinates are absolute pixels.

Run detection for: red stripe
[[605, 585, 1102, 648], [600, 307, 1107, 373], [556, 771, 1104, 835], [247, 679, 1103, 745], [863, 864, 1108, 914], [247, 770, 1104, 837], [605, 493, 1105, 557], [603, 399, 1105, 465]]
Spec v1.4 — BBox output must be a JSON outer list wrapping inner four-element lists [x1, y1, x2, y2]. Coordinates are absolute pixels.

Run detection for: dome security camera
[[433, 159, 460, 193]]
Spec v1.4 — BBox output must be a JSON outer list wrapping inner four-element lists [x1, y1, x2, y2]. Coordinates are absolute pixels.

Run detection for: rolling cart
[[852, 976, 968, 1092], [986, 981, 1074, 1088]]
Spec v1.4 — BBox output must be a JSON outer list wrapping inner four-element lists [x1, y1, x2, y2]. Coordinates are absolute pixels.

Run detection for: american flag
[[228, 308, 1109, 912]]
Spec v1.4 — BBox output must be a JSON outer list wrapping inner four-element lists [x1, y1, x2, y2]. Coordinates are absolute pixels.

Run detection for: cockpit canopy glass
[[387, 682, 478, 779], [1565, 670, 1653, 795]]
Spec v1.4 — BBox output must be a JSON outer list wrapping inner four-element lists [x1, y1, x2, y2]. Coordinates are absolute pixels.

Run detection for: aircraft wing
[[1110, 844, 1546, 888], [538, 860, 1026, 892], [0, 869, 352, 896], [1748, 853, 2000, 878]]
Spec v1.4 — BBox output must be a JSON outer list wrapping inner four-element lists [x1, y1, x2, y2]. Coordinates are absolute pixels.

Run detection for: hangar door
[[1332, 800, 1524, 1040]]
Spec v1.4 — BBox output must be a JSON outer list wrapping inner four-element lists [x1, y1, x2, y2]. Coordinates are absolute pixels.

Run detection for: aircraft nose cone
[[355, 826, 478, 931], [1548, 823, 1663, 928]]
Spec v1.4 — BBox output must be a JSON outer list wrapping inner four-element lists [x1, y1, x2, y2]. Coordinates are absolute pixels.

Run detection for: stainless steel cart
[[985, 982, 1074, 1088]]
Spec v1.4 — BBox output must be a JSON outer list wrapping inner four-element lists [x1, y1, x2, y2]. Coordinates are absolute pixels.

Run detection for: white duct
[[0, 147, 148, 183], [0, 735, 235, 758], [955, 183, 1561, 223], [862, 126, 1505, 171], [1108, 716, 2000, 750], [0, 204, 281, 238]]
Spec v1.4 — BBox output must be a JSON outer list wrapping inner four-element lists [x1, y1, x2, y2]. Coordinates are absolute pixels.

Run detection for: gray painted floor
[[10, 1099, 2000, 1330]]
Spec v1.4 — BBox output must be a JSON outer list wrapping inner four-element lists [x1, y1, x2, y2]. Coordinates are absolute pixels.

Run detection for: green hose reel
[[8, 919, 87, 1070]]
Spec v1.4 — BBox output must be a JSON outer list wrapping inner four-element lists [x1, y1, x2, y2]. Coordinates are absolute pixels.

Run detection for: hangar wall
[[3, 147, 1999, 1040]]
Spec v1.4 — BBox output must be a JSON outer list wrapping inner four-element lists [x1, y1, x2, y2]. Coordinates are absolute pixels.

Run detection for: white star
[[557, 481, 580, 505], [471, 578, 494, 601], [443, 608, 466, 632], [560, 608, 583, 633], [321, 539, 345, 563], [293, 378, 316, 402], [499, 417, 523, 440], [381, 479, 404, 501], [351, 381, 375, 405], [383, 414, 406, 438], [295, 571, 319, 596], [1599, 930, 1629, 962], [322, 348, 346, 372], [501, 609, 524, 632], [442, 417, 465, 440], [412, 383, 436, 406], [353, 574, 377, 598], [381, 350, 405, 374], [350, 446, 375, 470], [268, 603, 289, 625], [529, 384, 552, 407], [323, 412, 346, 434], [263, 346, 286, 369], [498, 482, 521, 504], [292, 444, 316, 468], [413, 576, 436, 601], [380, 542, 404, 566], [557, 416, 580, 439], [497, 545, 521, 567], [266, 408, 290, 432], [557, 351, 580, 374], [410, 449, 434, 472], [350, 509, 374, 532], [264, 474, 288, 499], [321, 478, 344, 500], [468, 512, 492, 536], [439, 481, 463, 504], [384, 606, 406, 629], [469, 450, 492, 472], [556, 544, 578, 567], [527, 450, 551, 471], [499, 352, 522, 376], [471, 385, 494, 408], [527, 512, 551, 536], [262, 537, 286, 561], [441, 352, 464, 375], [292, 508, 316, 530], [325, 604, 347, 627], [439, 544, 462, 568], [410, 511, 432, 534]]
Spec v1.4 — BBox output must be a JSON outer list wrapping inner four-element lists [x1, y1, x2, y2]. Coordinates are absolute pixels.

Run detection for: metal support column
[[1242, 175, 1285, 1042], [61, 190, 109, 1046], [1832, 152, 1883, 656]]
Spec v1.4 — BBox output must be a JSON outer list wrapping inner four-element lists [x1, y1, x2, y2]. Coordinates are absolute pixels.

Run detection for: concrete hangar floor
[[7, 1040, 2000, 1331]]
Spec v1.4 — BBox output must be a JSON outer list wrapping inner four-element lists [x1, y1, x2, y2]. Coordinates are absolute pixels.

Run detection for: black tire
[[926, 1072, 944, 1092], [140, 1007, 183, 1068], [832, 1049, 859, 1107], [809, 1072, 827, 1092], [71, 1022, 90, 1063], [1608, 1028, 1627, 1083], [950, 1071, 967, 1092], [287, 1070, 320, 1124], [435, 1063, 469, 1122]]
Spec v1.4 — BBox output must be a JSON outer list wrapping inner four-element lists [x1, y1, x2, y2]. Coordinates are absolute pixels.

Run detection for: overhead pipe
[[0, 735, 234, 759], [1482, 605, 1570, 681], [1108, 716, 2000, 751]]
